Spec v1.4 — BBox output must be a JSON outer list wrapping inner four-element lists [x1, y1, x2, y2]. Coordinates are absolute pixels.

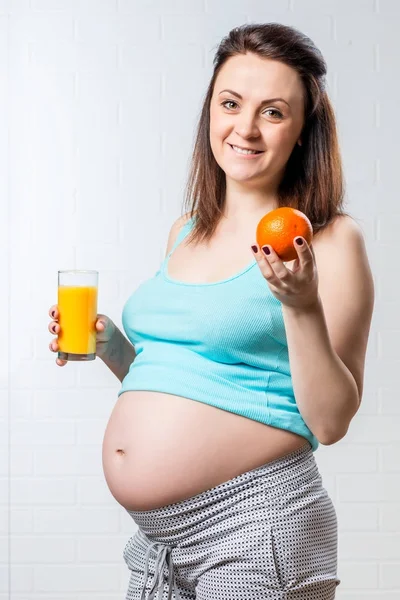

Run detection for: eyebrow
[[218, 89, 290, 108]]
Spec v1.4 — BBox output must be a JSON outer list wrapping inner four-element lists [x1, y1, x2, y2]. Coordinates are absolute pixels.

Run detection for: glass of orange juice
[[57, 270, 98, 361]]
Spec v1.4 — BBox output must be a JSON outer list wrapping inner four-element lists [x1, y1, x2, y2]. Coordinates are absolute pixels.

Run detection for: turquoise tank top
[[119, 216, 319, 451]]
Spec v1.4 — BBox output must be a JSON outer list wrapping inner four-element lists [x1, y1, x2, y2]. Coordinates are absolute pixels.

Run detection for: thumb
[[290, 257, 301, 273], [96, 316, 107, 330]]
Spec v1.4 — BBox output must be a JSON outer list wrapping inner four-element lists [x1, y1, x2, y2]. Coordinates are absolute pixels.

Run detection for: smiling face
[[209, 53, 305, 191]]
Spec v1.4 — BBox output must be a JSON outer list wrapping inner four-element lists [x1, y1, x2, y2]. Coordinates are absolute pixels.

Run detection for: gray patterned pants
[[123, 443, 340, 599]]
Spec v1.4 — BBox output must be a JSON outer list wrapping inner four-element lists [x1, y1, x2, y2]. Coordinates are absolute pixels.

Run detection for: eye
[[220, 100, 238, 110], [264, 109, 283, 119], [220, 101, 283, 119]]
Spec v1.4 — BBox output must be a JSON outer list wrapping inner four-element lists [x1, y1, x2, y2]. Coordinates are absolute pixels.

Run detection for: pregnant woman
[[48, 23, 374, 600]]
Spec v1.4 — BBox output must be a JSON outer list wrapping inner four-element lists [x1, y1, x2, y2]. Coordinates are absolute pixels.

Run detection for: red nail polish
[[251, 245, 258, 253], [262, 246, 271, 256]]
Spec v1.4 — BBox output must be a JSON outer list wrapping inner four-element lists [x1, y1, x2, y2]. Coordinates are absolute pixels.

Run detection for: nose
[[234, 109, 261, 139]]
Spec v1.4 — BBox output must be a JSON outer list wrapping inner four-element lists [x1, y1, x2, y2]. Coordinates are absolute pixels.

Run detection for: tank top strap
[[168, 215, 195, 258]]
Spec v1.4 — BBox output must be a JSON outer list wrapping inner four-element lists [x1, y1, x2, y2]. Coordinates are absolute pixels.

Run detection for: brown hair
[[181, 22, 351, 245]]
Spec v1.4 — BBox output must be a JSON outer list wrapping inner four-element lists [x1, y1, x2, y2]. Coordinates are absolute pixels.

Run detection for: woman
[[48, 23, 374, 600]]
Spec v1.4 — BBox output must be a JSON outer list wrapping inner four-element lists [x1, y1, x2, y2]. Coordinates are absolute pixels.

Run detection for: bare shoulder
[[314, 213, 365, 247], [165, 212, 193, 257], [313, 214, 369, 267], [313, 213, 374, 297]]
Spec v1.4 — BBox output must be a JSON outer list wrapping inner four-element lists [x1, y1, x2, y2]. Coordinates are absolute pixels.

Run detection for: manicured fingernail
[[262, 246, 271, 255], [295, 237, 303, 246], [51, 310, 55, 317], [251, 245, 258, 253]]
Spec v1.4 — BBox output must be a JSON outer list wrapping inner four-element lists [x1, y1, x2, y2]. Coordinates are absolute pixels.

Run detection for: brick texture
[[2, 0, 398, 597]]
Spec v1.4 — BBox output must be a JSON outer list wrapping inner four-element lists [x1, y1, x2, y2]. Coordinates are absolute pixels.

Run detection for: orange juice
[[57, 285, 97, 358]]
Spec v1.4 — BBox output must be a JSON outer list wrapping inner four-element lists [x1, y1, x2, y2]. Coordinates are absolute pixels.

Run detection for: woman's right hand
[[48, 305, 116, 366]]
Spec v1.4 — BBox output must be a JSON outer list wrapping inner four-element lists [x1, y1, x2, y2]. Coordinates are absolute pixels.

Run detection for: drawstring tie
[[140, 539, 182, 600]]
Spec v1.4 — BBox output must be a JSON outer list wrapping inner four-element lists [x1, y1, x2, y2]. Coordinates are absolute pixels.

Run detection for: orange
[[256, 207, 313, 262]]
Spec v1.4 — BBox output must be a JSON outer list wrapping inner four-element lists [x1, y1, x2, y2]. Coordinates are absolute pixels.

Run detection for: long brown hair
[[182, 22, 351, 245]]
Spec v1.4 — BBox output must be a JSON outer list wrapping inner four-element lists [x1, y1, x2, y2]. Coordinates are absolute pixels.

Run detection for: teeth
[[232, 145, 261, 155]]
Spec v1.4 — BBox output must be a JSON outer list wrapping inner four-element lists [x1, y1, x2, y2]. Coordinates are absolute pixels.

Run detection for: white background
[[1, 0, 399, 598]]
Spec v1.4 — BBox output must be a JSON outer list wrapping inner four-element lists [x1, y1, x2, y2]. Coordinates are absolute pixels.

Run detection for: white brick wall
[[2, 0, 398, 597]]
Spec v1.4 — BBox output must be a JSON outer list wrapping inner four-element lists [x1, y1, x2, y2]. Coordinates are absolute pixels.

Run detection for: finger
[[48, 321, 60, 334], [49, 305, 58, 319], [260, 245, 292, 282], [56, 358, 67, 367], [294, 237, 314, 269], [288, 257, 301, 273], [49, 340, 58, 352], [96, 319, 106, 331], [251, 244, 279, 284]]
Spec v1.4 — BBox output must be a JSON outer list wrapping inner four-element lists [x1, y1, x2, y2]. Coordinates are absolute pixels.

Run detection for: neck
[[221, 177, 280, 224]]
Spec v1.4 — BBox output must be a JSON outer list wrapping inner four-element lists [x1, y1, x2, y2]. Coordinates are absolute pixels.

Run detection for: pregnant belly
[[102, 390, 308, 511]]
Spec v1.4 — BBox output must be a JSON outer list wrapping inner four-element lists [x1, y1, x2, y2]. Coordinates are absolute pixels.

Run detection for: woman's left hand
[[251, 237, 319, 310]]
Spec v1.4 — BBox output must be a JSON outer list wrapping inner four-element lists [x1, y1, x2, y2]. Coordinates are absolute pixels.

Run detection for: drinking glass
[[57, 270, 98, 361]]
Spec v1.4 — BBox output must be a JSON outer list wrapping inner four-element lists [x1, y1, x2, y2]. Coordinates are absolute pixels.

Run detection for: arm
[[98, 212, 193, 383], [281, 216, 375, 445]]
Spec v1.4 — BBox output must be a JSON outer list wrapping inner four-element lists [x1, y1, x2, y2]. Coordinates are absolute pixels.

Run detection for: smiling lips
[[229, 143, 264, 157]]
